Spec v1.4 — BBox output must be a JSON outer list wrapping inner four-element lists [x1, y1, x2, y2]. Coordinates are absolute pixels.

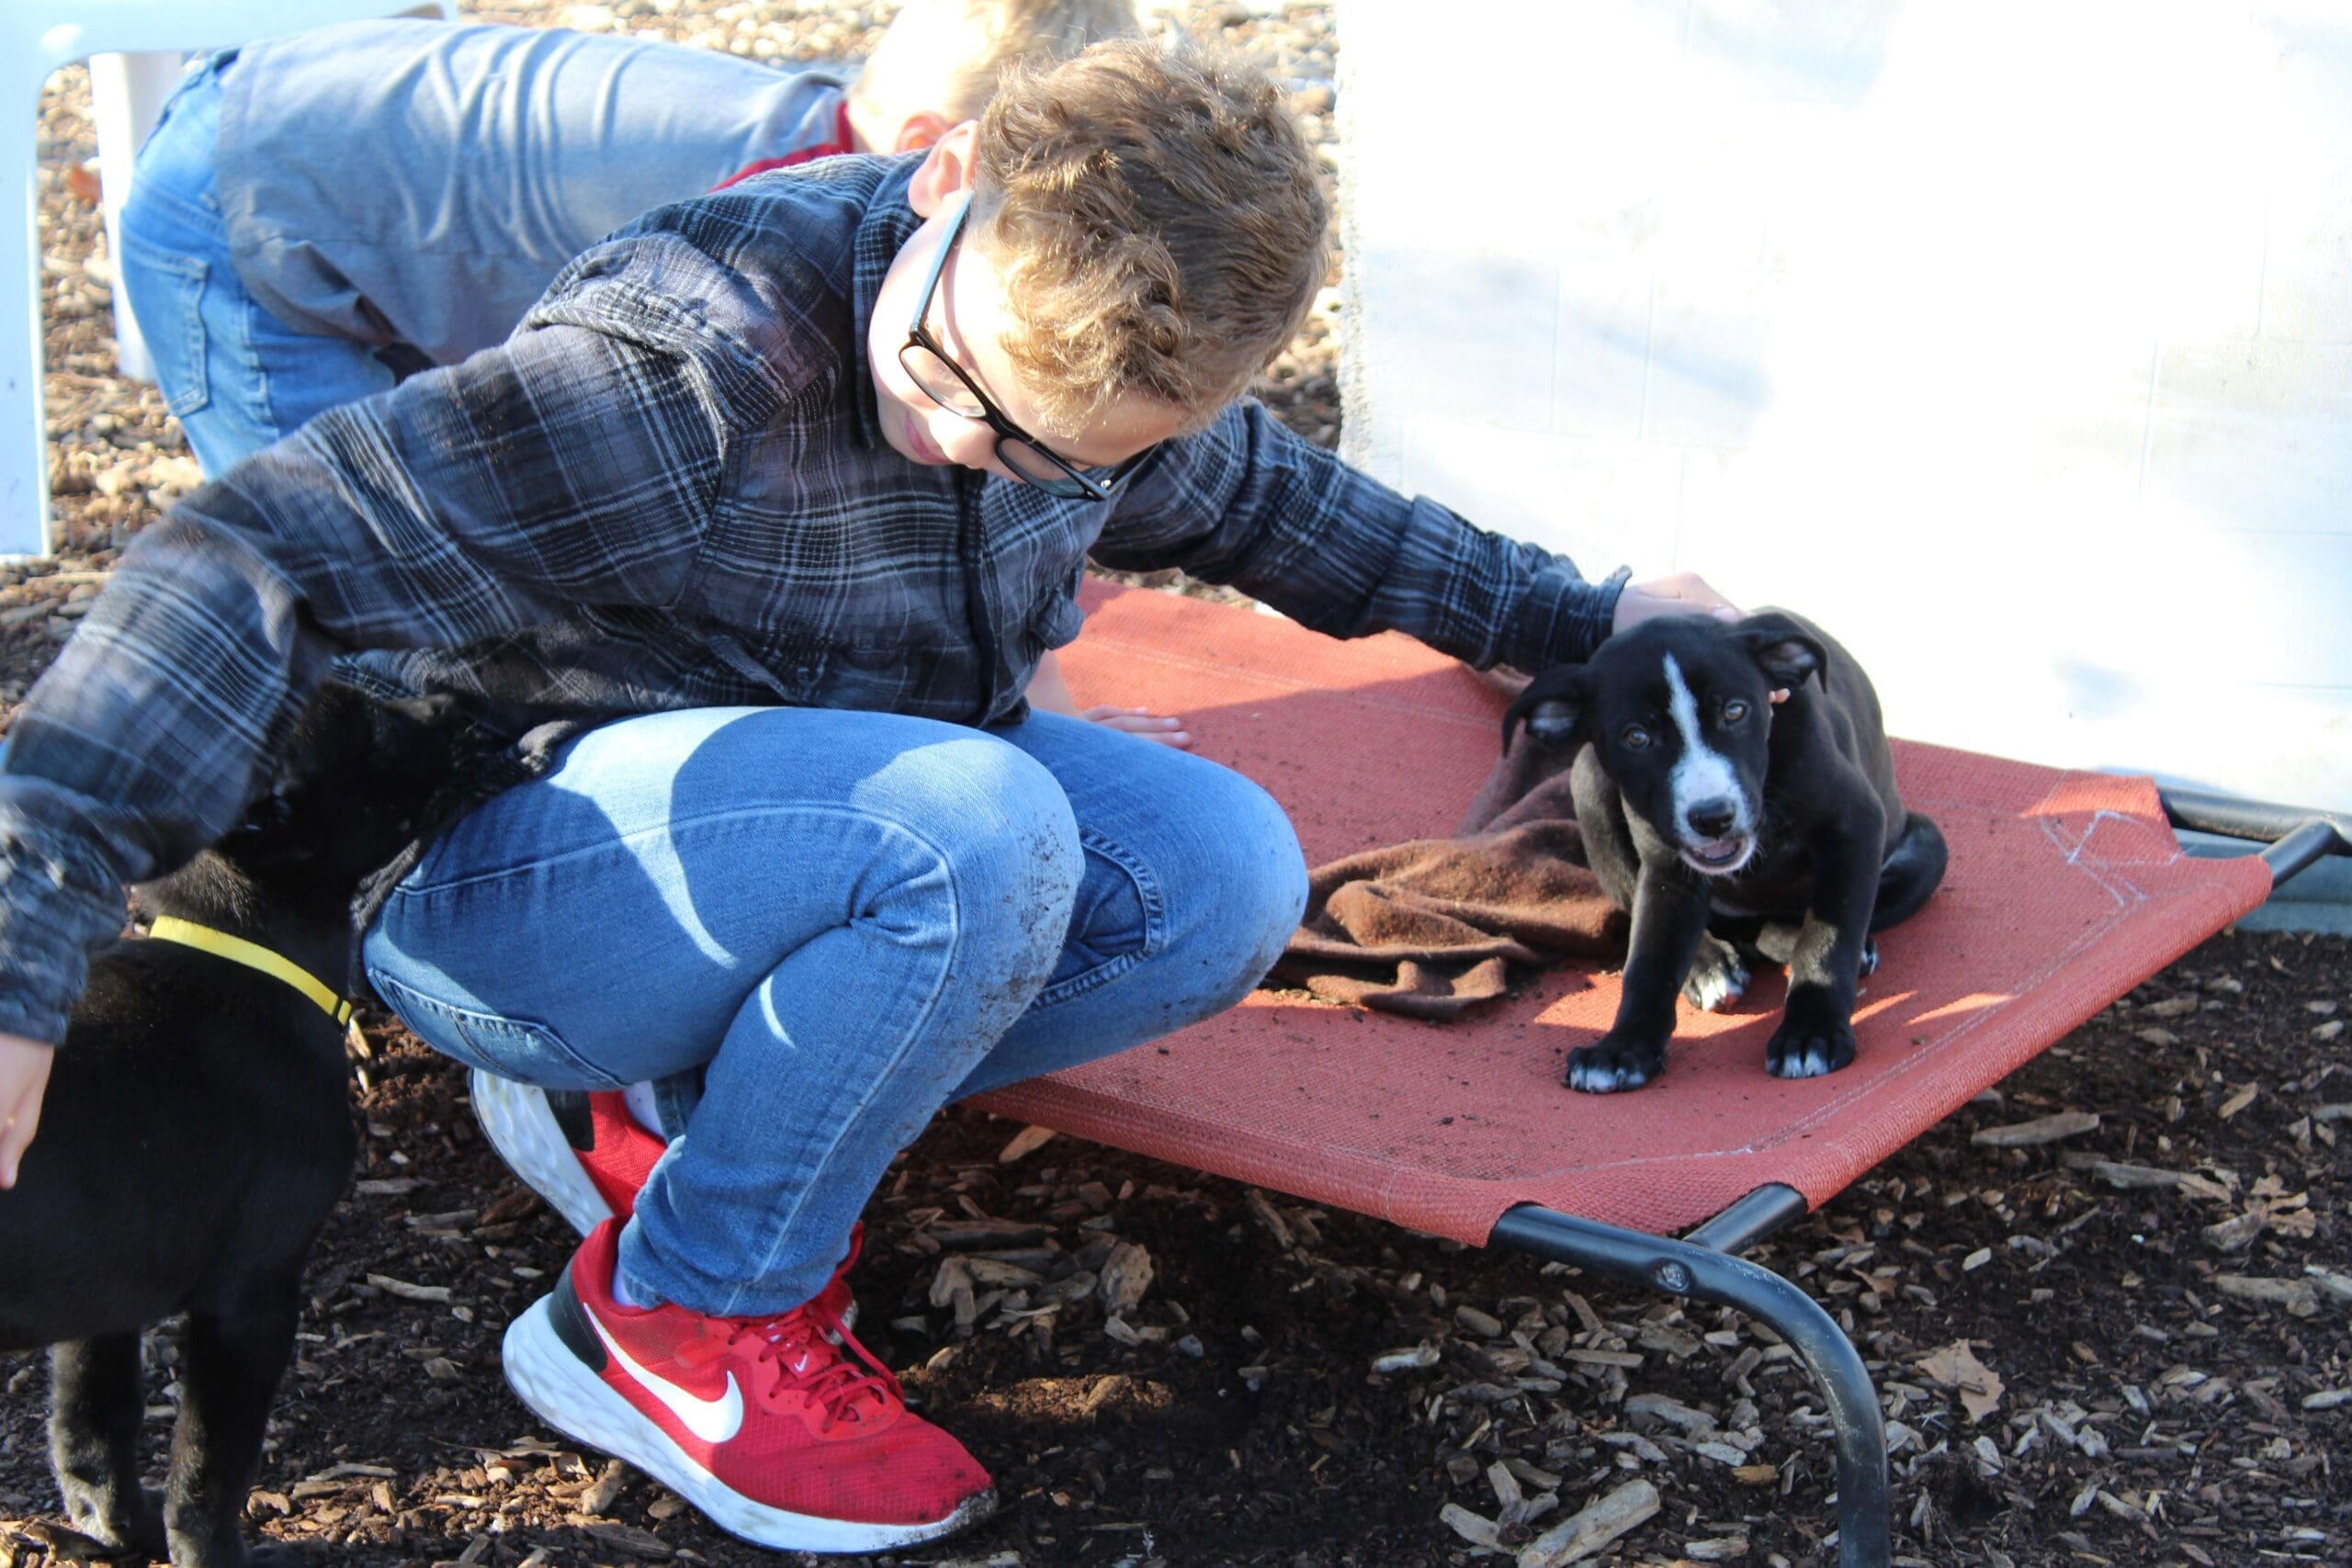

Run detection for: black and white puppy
[[1505, 610, 1946, 1092], [0, 683, 473, 1568]]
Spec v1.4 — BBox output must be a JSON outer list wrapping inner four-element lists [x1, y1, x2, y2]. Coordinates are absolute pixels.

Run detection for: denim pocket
[[118, 231, 209, 419], [368, 973, 628, 1090]]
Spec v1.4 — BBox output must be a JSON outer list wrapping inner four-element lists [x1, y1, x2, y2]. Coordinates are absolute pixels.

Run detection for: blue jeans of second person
[[362, 705, 1307, 1317], [116, 51, 397, 474]]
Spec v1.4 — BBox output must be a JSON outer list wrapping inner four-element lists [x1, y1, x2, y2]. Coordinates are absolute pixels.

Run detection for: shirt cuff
[[0, 806, 135, 1047], [1525, 563, 1630, 669]]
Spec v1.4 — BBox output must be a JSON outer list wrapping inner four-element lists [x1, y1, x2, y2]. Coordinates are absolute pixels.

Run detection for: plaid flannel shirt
[[0, 152, 1624, 1046]]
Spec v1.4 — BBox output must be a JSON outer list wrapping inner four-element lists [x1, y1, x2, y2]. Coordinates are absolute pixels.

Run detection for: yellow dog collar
[[145, 917, 355, 1025]]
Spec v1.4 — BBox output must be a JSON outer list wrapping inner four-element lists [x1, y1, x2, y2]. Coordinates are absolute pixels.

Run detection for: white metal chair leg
[[2, 85, 47, 558], [88, 50, 186, 384]]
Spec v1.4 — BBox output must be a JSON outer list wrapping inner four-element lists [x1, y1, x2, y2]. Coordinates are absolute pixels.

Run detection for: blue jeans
[[116, 51, 398, 474], [362, 706, 1307, 1316]]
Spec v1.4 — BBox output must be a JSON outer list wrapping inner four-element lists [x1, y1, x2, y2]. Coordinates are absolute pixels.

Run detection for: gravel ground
[[2, 6, 2346, 1568]]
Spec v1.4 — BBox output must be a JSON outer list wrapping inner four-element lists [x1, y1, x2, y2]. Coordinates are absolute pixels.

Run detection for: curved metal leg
[[2159, 786, 2351, 887], [1490, 1201, 1891, 1568]]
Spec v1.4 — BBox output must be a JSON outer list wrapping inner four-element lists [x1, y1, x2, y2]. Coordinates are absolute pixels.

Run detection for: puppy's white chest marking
[[1664, 653, 1742, 829]]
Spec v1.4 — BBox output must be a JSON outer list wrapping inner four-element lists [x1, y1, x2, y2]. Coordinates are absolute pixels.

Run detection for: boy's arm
[[0, 235, 784, 1049], [1096, 401, 1627, 672]]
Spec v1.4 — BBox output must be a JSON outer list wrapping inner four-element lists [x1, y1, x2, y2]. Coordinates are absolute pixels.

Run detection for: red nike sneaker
[[501, 1220, 994, 1553], [469, 1071, 861, 1324], [469, 1071, 662, 1234]]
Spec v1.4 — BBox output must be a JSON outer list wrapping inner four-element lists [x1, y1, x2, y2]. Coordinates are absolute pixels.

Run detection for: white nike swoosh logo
[[590, 1313, 744, 1443]]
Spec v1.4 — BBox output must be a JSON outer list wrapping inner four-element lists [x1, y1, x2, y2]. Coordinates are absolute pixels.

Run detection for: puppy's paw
[[1682, 935, 1749, 1012], [35, 1520, 155, 1563], [1858, 937, 1881, 979], [248, 1545, 312, 1567], [59, 1488, 165, 1560], [1766, 1020, 1857, 1079], [1566, 1032, 1668, 1093]]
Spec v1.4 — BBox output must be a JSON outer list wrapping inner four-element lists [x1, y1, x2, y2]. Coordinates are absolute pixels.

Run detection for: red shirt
[[711, 100, 856, 190]]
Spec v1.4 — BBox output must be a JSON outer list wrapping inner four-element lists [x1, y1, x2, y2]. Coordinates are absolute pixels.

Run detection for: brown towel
[[1272, 677, 1626, 1018]]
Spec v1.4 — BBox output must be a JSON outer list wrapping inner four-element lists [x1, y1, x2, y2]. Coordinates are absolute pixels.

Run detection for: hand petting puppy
[[1612, 571, 1743, 632]]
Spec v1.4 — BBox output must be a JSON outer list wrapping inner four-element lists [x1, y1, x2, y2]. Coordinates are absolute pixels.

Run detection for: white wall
[[1339, 0, 2351, 814]]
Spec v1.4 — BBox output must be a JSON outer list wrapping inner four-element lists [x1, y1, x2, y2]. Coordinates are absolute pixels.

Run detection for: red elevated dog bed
[[973, 583, 2336, 1567]]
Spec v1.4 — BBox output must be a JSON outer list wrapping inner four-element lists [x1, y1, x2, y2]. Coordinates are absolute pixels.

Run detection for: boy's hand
[[1613, 571, 1743, 633], [1026, 649, 1193, 747], [1079, 706, 1193, 749], [0, 1032, 53, 1188]]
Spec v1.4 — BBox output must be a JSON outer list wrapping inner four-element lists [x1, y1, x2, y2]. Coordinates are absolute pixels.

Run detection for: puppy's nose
[[1686, 796, 1739, 839]]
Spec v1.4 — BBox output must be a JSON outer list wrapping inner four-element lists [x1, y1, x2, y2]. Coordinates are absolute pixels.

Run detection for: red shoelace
[[723, 1294, 904, 1431]]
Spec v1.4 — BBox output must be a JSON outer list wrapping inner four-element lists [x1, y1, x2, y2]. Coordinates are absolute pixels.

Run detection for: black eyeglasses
[[898, 193, 1156, 501]]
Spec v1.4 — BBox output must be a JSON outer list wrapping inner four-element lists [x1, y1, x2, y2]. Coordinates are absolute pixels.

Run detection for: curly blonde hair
[[972, 39, 1329, 436]]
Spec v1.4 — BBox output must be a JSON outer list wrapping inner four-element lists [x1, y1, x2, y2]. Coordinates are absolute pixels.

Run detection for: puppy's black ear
[[216, 777, 307, 869], [1502, 668, 1586, 752], [1736, 615, 1828, 695], [226, 784, 298, 840]]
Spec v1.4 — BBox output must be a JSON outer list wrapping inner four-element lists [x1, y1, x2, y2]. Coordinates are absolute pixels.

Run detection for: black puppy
[[1505, 610, 1946, 1092], [0, 683, 470, 1567]]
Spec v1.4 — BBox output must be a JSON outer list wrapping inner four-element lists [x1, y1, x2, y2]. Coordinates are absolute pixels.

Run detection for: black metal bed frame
[[1483, 790, 2351, 1568]]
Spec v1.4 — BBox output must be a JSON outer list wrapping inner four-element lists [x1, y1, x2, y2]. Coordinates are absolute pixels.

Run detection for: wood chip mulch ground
[[0, 6, 2344, 1567]]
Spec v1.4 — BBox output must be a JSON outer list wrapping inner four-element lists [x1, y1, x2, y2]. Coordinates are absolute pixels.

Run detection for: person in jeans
[[115, 0, 1144, 474], [0, 39, 1736, 1554]]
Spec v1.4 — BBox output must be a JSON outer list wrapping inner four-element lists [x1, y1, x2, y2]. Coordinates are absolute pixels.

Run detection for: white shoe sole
[[470, 1074, 862, 1330], [469, 1069, 615, 1236], [501, 1296, 995, 1554]]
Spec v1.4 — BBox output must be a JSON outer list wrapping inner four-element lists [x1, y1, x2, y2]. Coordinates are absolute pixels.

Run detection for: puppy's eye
[[1622, 726, 1652, 750], [1723, 701, 1749, 723]]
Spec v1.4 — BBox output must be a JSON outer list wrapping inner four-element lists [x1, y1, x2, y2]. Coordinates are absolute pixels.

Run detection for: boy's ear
[[893, 111, 952, 154], [907, 120, 982, 217]]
